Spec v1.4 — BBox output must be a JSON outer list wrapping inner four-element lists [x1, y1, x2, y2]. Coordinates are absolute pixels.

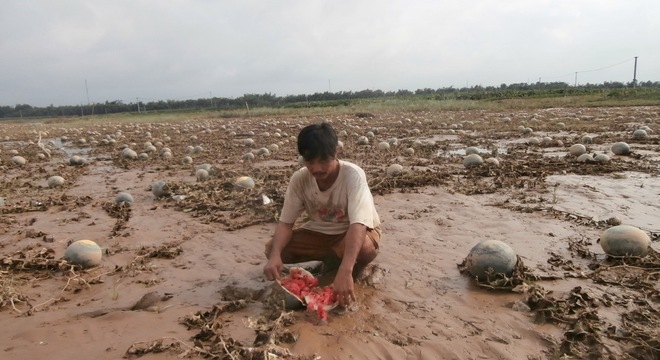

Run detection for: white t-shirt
[[279, 160, 381, 235]]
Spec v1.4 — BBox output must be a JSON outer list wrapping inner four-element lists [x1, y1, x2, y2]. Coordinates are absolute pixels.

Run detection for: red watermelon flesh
[[279, 268, 337, 320]]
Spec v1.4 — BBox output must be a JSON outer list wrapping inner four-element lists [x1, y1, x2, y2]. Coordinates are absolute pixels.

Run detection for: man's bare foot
[[283, 260, 324, 276], [320, 255, 341, 275], [353, 263, 387, 286]]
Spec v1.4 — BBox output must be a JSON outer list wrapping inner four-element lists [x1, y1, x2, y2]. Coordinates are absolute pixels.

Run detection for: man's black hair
[[297, 122, 338, 161]]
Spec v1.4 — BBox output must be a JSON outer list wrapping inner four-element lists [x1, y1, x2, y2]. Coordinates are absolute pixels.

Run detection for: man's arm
[[333, 222, 367, 305], [263, 221, 294, 281]]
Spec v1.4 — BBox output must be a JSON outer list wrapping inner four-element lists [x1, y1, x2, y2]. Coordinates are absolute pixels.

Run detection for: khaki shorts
[[264, 227, 381, 264]]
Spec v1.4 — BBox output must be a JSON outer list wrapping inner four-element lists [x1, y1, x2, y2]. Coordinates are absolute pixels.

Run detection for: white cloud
[[0, 0, 657, 106]]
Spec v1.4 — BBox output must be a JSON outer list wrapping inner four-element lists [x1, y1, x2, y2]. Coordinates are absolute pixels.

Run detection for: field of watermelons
[[1, 97, 659, 359]]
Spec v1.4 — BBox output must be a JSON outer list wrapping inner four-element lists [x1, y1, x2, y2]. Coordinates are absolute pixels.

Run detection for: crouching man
[[263, 122, 382, 307]]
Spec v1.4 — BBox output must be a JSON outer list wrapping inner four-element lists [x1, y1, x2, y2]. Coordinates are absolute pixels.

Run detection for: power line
[[538, 72, 575, 81], [135, 92, 212, 102], [576, 57, 634, 73], [537, 57, 636, 85]]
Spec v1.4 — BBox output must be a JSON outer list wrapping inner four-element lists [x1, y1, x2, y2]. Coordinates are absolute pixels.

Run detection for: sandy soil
[[0, 106, 658, 359]]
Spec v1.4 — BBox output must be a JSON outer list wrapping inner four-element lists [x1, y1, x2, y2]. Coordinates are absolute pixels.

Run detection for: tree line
[[2, 80, 659, 119]]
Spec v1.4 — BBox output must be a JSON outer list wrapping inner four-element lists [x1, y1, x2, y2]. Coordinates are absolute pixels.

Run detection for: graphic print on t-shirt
[[309, 187, 347, 224], [317, 207, 346, 223]]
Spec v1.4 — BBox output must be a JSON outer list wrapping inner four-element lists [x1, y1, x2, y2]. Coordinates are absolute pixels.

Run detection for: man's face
[[304, 157, 338, 181]]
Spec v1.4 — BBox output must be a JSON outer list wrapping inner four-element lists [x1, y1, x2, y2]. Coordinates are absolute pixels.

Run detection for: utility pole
[[136, 97, 140, 113], [633, 56, 638, 87], [574, 72, 578, 86], [85, 79, 90, 105], [210, 91, 214, 108], [328, 79, 331, 93]]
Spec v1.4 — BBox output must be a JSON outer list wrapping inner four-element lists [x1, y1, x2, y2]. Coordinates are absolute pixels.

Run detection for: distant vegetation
[[2, 80, 660, 119]]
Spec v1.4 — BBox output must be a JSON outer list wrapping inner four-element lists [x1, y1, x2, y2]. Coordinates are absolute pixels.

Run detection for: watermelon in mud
[[465, 240, 517, 281], [64, 240, 102, 268], [279, 267, 318, 304], [278, 267, 338, 320], [304, 286, 337, 321]]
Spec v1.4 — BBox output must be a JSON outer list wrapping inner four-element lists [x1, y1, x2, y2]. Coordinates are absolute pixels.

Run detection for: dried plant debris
[[102, 201, 131, 237], [456, 151, 655, 196], [369, 170, 450, 195], [166, 175, 284, 231], [589, 249, 660, 294], [529, 251, 660, 359], [126, 300, 316, 359], [615, 305, 660, 360], [0, 276, 30, 313], [124, 338, 182, 358], [219, 284, 267, 302], [136, 242, 183, 259], [112, 244, 183, 276], [568, 236, 597, 259], [599, 247, 660, 270], [547, 252, 584, 273], [180, 300, 249, 330], [458, 243, 660, 359], [0, 246, 66, 272], [365, 145, 656, 198], [456, 256, 553, 290], [491, 202, 622, 230], [112, 153, 138, 170], [527, 286, 612, 359], [0, 246, 111, 314], [527, 286, 600, 325], [525, 284, 659, 359], [1, 195, 93, 215]]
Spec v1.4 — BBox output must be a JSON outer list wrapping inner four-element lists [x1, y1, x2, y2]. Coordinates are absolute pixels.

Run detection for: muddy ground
[[0, 106, 659, 359]]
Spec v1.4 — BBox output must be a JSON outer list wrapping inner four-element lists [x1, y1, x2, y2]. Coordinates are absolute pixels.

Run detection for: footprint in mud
[[130, 291, 174, 311], [218, 284, 267, 301], [75, 291, 174, 318]]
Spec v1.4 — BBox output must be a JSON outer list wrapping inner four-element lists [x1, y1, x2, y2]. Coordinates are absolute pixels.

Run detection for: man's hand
[[331, 223, 366, 306], [332, 268, 356, 306], [263, 255, 283, 281], [263, 222, 294, 281]]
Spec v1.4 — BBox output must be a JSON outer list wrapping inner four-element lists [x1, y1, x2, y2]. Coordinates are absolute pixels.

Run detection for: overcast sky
[[1, 0, 658, 107]]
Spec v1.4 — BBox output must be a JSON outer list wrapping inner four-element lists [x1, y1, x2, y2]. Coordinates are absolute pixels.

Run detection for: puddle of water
[[547, 172, 660, 232], [427, 134, 460, 142], [45, 137, 92, 156], [0, 140, 29, 148], [438, 147, 508, 156], [61, 146, 91, 156], [46, 138, 92, 156], [542, 150, 569, 158], [2, 138, 91, 157], [47, 138, 64, 148]]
